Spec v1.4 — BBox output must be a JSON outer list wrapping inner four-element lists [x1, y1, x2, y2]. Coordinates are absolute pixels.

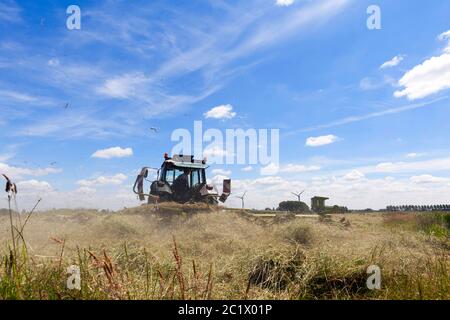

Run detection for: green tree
[[277, 201, 310, 213]]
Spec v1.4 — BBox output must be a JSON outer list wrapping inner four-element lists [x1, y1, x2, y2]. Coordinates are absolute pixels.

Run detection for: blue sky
[[1, 0, 450, 210]]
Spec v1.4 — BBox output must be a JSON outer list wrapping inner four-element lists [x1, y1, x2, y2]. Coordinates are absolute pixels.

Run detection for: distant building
[[311, 196, 329, 212]]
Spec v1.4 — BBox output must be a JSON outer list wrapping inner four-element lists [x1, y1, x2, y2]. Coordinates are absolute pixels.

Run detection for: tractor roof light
[[164, 153, 169, 160]]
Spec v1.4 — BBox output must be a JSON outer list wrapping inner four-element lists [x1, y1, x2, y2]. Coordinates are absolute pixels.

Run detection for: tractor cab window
[[190, 168, 206, 187], [164, 167, 186, 186], [162, 165, 206, 188], [191, 169, 200, 187]]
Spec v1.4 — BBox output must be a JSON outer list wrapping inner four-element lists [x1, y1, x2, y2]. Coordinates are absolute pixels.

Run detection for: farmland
[[0, 204, 448, 300]]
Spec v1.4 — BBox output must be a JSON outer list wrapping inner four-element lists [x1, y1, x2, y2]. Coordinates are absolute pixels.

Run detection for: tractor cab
[[161, 156, 207, 188], [133, 154, 231, 205]]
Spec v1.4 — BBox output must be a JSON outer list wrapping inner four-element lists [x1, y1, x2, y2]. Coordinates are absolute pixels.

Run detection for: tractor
[[133, 154, 231, 205]]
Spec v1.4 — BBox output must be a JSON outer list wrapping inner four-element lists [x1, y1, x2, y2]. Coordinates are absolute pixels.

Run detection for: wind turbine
[[292, 190, 305, 202], [236, 191, 247, 209]]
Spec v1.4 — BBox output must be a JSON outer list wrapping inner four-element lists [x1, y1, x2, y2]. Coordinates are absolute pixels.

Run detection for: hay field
[[0, 204, 448, 300]]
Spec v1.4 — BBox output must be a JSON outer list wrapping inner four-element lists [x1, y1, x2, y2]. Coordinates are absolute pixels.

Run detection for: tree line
[[386, 205, 450, 212]]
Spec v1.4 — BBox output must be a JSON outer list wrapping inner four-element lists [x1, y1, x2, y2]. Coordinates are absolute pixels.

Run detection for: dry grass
[[0, 204, 448, 300]]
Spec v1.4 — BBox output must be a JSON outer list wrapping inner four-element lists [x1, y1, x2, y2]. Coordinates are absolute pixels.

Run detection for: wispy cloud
[[97, 73, 150, 99], [16, 112, 140, 139], [225, 0, 350, 61], [288, 96, 448, 134], [0, 89, 56, 106], [3, 0, 353, 140], [380, 55, 404, 69], [0, 1, 22, 23]]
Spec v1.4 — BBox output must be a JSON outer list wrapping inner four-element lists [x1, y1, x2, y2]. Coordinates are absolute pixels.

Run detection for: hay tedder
[[133, 154, 231, 205]]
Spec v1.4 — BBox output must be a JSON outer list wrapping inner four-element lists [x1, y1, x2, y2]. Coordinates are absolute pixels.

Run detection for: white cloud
[[343, 170, 365, 181], [92, 147, 133, 159], [259, 163, 320, 176], [77, 173, 128, 187], [406, 152, 425, 159], [203, 146, 229, 158], [438, 30, 450, 52], [253, 176, 286, 186], [260, 163, 280, 176], [76, 186, 97, 194], [17, 180, 53, 192], [361, 157, 450, 174], [204, 104, 236, 120], [395, 31, 450, 100], [242, 166, 253, 172], [8, 171, 450, 212], [380, 55, 404, 69], [438, 30, 450, 41], [211, 169, 232, 176], [210, 174, 230, 187], [97, 73, 149, 99], [279, 164, 321, 173], [47, 58, 60, 67], [0, 162, 62, 179], [276, 0, 295, 6], [228, 170, 450, 210], [394, 54, 450, 100], [306, 135, 339, 147], [4, 185, 137, 211], [410, 174, 450, 184]]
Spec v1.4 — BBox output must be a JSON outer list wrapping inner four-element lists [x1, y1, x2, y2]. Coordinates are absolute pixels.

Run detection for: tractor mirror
[[219, 179, 231, 203], [223, 179, 231, 194]]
